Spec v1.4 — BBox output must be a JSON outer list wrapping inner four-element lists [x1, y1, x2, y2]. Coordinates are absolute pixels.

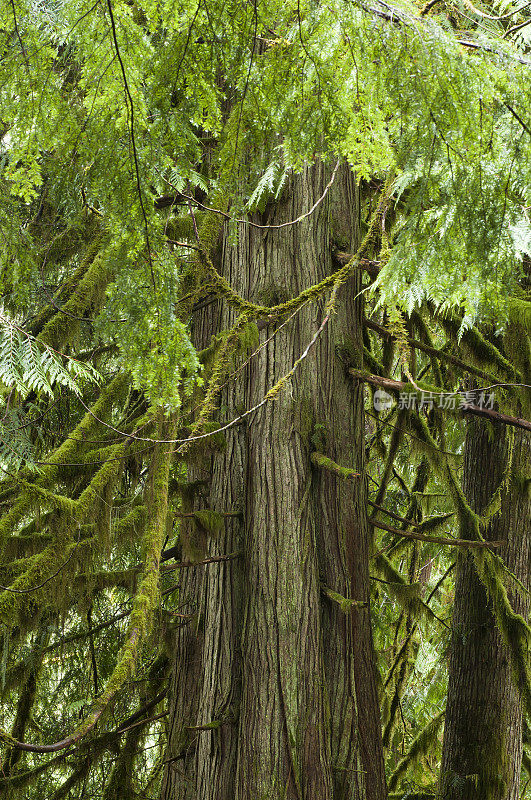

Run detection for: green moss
[[190, 314, 250, 437], [112, 505, 147, 542], [75, 443, 125, 518], [163, 214, 198, 243], [68, 413, 176, 742], [503, 316, 531, 418], [363, 346, 385, 375], [0, 412, 177, 752], [236, 321, 259, 353], [197, 338, 220, 368], [193, 510, 224, 537], [292, 396, 315, 442], [416, 512, 454, 533], [195, 188, 390, 327], [388, 710, 445, 791], [39, 247, 112, 350], [321, 586, 366, 613], [506, 296, 531, 333], [370, 408, 407, 507], [170, 479, 208, 506], [179, 525, 207, 563], [311, 452, 360, 481], [406, 410, 531, 718], [375, 554, 421, 606], [437, 312, 519, 382], [0, 532, 70, 627]]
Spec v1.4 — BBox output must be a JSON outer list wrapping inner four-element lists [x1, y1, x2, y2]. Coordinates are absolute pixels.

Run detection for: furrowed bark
[[161, 195, 245, 800], [440, 418, 531, 800], [162, 164, 386, 800]]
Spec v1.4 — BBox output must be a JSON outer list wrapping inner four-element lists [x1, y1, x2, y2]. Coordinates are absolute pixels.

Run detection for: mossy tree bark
[[161, 164, 386, 800], [440, 418, 531, 800]]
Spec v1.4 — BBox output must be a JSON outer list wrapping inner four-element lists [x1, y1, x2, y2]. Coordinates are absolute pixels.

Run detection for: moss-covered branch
[[310, 451, 361, 480], [0, 412, 176, 753], [387, 710, 445, 792]]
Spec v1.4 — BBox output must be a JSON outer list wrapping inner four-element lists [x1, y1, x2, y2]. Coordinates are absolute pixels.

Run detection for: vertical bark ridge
[[440, 419, 531, 800], [162, 225, 246, 800], [163, 163, 384, 800]]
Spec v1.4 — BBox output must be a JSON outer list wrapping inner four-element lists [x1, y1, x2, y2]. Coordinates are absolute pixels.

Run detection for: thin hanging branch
[[157, 159, 341, 231], [106, 0, 155, 288]]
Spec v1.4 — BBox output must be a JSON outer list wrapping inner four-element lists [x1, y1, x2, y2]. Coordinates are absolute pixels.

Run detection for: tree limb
[[373, 519, 503, 548], [364, 317, 494, 382], [351, 369, 531, 433]]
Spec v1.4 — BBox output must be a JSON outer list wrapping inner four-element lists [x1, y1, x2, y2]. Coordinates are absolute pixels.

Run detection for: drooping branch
[[0, 413, 177, 753], [432, 307, 520, 383], [350, 370, 531, 433], [387, 710, 445, 791], [359, 0, 531, 64], [402, 408, 531, 717], [0, 687, 169, 792], [364, 317, 494, 382], [367, 499, 418, 527]]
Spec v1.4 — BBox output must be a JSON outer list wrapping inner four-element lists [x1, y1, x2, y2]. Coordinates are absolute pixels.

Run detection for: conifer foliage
[[0, 0, 530, 796]]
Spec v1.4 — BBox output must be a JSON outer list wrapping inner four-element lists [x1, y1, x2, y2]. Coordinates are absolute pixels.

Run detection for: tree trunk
[[161, 164, 386, 800], [440, 417, 531, 800]]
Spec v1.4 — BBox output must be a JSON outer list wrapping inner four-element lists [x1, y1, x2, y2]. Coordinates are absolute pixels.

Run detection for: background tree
[[441, 418, 531, 800]]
